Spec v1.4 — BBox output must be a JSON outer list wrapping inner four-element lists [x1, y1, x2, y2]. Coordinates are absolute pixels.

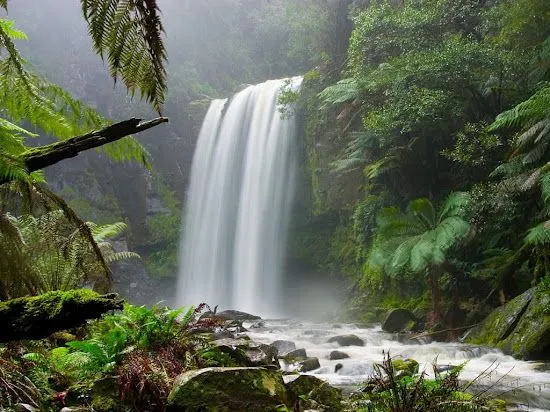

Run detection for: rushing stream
[[246, 320, 550, 411]]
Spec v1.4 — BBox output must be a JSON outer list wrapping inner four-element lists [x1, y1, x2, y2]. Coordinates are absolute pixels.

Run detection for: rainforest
[[1, 0, 550, 411]]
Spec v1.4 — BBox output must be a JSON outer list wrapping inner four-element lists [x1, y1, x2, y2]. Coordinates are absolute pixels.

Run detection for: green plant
[[355, 354, 497, 412], [370, 193, 471, 324]]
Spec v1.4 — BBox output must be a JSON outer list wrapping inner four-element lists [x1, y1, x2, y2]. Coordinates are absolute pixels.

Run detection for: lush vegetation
[[291, 0, 550, 332]]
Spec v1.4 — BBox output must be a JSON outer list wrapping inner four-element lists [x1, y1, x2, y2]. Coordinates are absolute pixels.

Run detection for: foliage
[[370, 193, 471, 274], [81, 0, 167, 113], [351, 354, 499, 412], [12, 302, 227, 411]]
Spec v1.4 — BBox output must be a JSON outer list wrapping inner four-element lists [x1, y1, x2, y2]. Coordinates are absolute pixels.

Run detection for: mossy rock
[[166, 367, 287, 412], [466, 288, 535, 346], [0, 290, 123, 342], [498, 288, 550, 359], [392, 358, 419, 377], [285, 375, 343, 411], [466, 287, 550, 360]]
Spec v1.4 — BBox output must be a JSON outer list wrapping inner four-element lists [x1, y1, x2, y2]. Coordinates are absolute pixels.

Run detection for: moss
[[167, 367, 287, 412], [0, 289, 123, 342]]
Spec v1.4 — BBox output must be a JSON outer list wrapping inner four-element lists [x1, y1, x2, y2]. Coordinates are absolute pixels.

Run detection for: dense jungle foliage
[[293, 0, 550, 329]]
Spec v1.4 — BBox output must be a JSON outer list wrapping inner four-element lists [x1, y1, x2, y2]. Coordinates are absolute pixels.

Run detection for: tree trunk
[[0, 117, 168, 186], [428, 268, 442, 326]]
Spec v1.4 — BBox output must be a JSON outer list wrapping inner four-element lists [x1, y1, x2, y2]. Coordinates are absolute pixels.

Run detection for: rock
[[216, 310, 261, 321], [327, 334, 365, 347], [329, 350, 350, 360], [213, 338, 277, 366], [466, 288, 535, 345], [286, 375, 343, 411], [298, 357, 321, 372], [392, 358, 419, 378], [466, 287, 550, 359], [334, 363, 343, 373], [166, 367, 287, 412], [250, 320, 265, 328], [282, 348, 307, 361], [382, 308, 417, 333], [271, 340, 296, 356]]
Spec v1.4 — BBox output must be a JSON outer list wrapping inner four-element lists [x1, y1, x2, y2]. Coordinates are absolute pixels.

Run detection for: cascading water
[[176, 77, 302, 316]]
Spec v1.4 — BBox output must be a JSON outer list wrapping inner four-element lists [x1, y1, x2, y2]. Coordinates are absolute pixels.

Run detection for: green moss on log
[[0, 289, 123, 342]]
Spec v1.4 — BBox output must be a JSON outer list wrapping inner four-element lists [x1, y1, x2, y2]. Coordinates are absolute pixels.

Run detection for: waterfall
[[176, 77, 302, 316]]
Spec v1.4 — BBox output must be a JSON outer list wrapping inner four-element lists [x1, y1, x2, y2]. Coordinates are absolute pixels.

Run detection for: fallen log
[[0, 289, 124, 342]]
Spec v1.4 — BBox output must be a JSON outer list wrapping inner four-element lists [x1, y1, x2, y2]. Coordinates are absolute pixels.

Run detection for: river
[[246, 319, 550, 411]]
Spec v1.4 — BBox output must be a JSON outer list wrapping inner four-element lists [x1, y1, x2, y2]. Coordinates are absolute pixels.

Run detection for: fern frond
[[81, 0, 167, 112], [524, 220, 550, 246], [318, 77, 361, 107], [408, 198, 436, 228], [87, 221, 128, 242], [489, 84, 550, 131], [438, 191, 470, 220]]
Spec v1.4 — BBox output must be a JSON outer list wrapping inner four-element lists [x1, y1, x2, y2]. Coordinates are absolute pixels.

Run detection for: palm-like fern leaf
[[81, 0, 167, 113], [524, 220, 550, 246], [370, 193, 471, 274]]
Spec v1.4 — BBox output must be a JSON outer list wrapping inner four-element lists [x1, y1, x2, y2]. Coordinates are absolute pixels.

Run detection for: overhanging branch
[[1, 117, 168, 185]]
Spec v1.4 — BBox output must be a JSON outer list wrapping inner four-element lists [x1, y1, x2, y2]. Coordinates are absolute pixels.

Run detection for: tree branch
[[0, 117, 169, 185]]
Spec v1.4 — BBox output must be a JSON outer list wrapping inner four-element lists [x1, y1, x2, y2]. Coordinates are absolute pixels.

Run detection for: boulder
[[382, 308, 417, 333], [327, 334, 365, 347], [286, 375, 343, 411], [271, 340, 296, 356], [329, 350, 350, 360], [298, 357, 321, 372], [167, 367, 287, 412], [281, 348, 307, 361], [392, 358, 419, 378], [213, 338, 277, 366], [466, 287, 550, 360], [216, 310, 261, 321]]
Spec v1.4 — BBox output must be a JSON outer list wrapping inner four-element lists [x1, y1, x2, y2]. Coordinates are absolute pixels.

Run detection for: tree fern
[[369, 193, 471, 323], [81, 0, 167, 113]]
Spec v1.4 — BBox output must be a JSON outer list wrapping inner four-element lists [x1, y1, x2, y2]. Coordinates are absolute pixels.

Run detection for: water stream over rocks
[[245, 319, 550, 411]]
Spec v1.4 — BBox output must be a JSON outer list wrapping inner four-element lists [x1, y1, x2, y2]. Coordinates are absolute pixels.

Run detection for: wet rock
[[466, 288, 535, 345], [382, 308, 418, 333], [392, 358, 419, 378], [213, 339, 277, 366], [216, 310, 261, 321], [167, 367, 287, 412], [329, 350, 350, 360], [282, 348, 307, 361], [327, 334, 365, 347], [334, 363, 343, 373], [250, 320, 266, 328], [286, 375, 343, 411], [466, 287, 550, 359], [271, 340, 296, 356], [298, 357, 321, 372]]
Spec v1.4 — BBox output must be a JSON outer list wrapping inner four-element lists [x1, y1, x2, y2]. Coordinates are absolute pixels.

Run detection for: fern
[[318, 77, 361, 108], [81, 0, 167, 113], [370, 193, 471, 274], [524, 220, 550, 246]]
